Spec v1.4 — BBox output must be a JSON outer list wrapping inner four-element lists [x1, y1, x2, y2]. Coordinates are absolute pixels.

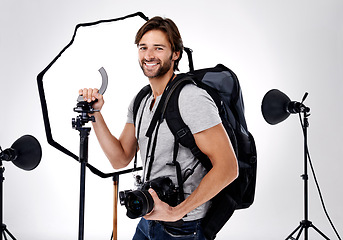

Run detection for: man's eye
[[139, 47, 146, 51]]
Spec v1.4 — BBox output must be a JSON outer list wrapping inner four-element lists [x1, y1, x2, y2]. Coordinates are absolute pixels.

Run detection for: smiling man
[[137, 30, 177, 79], [80, 17, 238, 240]]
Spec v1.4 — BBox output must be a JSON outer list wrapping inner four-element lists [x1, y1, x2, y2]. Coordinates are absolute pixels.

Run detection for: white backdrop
[[1, 0, 342, 239]]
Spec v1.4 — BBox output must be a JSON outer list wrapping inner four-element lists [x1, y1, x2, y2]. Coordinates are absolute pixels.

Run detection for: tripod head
[[72, 101, 97, 130], [72, 67, 108, 130]]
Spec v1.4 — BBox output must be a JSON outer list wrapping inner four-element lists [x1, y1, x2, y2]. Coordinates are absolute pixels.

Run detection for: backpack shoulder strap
[[132, 84, 151, 172], [163, 76, 213, 172], [133, 84, 152, 126]]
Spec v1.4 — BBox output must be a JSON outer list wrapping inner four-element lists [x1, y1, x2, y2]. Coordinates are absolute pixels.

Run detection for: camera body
[[119, 176, 180, 219]]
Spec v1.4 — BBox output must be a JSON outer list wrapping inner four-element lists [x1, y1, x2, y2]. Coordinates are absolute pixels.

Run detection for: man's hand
[[143, 189, 182, 222], [79, 88, 104, 111]]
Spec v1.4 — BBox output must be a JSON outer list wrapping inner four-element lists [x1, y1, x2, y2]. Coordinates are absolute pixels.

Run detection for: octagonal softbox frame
[[37, 12, 150, 177]]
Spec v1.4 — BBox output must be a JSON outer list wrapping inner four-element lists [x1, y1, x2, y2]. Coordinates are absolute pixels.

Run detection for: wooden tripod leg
[[113, 175, 119, 240]]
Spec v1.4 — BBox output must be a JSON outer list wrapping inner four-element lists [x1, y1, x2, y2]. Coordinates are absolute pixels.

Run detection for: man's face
[[138, 30, 178, 79]]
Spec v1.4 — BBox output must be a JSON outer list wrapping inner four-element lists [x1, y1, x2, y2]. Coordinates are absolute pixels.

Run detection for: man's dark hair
[[135, 16, 184, 71]]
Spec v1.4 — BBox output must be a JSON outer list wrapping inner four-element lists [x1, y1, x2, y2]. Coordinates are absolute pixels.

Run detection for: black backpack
[[133, 64, 257, 239]]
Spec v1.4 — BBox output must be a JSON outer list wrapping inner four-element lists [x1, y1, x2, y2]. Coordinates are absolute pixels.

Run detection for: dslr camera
[[119, 176, 180, 219]]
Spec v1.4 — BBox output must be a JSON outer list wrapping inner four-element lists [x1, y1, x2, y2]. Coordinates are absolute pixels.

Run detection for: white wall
[[1, 0, 342, 239]]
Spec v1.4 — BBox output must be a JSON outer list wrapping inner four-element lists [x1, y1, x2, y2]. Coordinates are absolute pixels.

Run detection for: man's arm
[[92, 113, 137, 169], [144, 122, 238, 222], [80, 88, 137, 169]]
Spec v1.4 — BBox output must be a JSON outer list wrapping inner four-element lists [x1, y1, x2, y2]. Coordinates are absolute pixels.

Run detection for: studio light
[[261, 89, 310, 125], [0, 135, 42, 239], [0, 135, 42, 171], [261, 90, 332, 240]]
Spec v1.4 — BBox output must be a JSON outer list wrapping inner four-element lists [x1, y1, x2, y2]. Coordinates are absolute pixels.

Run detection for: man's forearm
[[172, 123, 238, 220], [144, 162, 237, 222], [92, 112, 135, 169], [173, 163, 237, 220], [143, 123, 238, 222]]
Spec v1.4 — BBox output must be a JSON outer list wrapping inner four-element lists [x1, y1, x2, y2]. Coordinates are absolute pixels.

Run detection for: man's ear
[[172, 51, 180, 61]]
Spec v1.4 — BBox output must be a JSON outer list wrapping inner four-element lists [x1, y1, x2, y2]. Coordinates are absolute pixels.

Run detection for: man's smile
[[143, 61, 161, 71], [145, 62, 158, 66], [144, 60, 160, 66]]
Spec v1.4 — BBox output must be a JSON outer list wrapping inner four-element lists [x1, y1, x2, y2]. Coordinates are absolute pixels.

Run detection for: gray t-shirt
[[127, 83, 221, 221]]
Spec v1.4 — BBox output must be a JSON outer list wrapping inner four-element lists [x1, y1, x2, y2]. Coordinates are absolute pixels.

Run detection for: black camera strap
[[144, 115, 161, 181], [145, 119, 185, 203], [166, 136, 185, 202], [135, 74, 204, 205], [144, 74, 189, 205], [144, 74, 175, 181], [133, 92, 151, 172]]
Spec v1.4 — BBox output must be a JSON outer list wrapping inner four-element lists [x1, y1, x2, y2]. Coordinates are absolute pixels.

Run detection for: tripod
[[0, 164, 16, 240], [72, 101, 95, 240], [72, 100, 144, 240], [285, 111, 329, 240]]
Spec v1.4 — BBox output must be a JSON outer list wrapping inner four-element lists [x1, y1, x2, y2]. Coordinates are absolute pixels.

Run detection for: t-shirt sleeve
[[126, 95, 135, 124], [178, 84, 221, 134]]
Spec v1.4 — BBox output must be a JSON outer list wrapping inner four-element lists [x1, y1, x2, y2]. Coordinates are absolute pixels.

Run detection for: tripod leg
[[2, 227, 17, 240], [113, 175, 119, 240], [286, 224, 302, 240], [295, 225, 304, 240], [310, 224, 330, 240]]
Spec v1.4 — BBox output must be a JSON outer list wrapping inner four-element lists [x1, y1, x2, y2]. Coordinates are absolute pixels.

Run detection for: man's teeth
[[146, 63, 158, 66]]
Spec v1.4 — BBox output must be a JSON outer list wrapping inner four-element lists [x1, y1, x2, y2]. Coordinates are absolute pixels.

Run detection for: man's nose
[[144, 49, 155, 61]]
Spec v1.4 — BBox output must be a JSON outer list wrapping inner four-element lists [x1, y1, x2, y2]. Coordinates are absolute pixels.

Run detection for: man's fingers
[[86, 88, 93, 102], [92, 88, 99, 101], [79, 88, 100, 102], [80, 88, 88, 101], [148, 189, 159, 201]]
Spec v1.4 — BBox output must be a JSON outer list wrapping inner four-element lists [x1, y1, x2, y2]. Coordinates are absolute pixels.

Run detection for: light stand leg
[[303, 116, 309, 240], [112, 175, 119, 240], [0, 165, 16, 240], [1, 165, 3, 240], [78, 127, 90, 240], [2, 224, 16, 240], [285, 113, 329, 240]]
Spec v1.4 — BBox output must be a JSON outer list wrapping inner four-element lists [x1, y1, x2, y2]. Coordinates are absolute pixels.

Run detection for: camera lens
[[127, 197, 143, 213], [125, 190, 154, 219]]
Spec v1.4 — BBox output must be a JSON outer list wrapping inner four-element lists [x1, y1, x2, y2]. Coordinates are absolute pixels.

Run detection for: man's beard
[[140, 57, 173, 79]]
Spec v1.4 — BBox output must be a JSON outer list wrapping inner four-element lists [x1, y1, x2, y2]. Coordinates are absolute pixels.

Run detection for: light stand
[[0, 135, 42, 240], [285, 111, 329, 240], [261, 89, 329, 240], [0, 163, 17, 240], [112, 175, 119, 240], [72, 101, 144, 240], [72, 101, 96, 240]]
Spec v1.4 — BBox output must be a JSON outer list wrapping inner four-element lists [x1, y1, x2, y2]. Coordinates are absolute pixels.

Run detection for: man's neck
[[148, 70, 175, 98]]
